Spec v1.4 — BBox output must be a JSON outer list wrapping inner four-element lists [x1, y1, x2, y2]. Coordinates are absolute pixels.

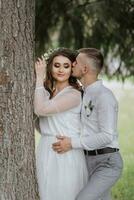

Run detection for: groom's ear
[[82, 66, 88, 74]]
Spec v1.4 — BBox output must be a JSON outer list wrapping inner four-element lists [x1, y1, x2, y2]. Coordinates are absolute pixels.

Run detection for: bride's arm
[[34, 88, 81, 116], [34, 57, 81, 116]]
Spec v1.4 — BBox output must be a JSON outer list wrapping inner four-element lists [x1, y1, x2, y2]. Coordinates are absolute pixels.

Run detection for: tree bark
[[0, 0, 39, 199]]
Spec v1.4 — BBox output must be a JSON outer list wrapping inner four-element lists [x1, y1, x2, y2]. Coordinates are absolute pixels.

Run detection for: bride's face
[[52, 55, 72, 83]]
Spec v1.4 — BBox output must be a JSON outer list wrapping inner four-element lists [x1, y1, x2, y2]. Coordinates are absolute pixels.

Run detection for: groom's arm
[[71, 93, 118, 150], [52, 93, 118, 153]]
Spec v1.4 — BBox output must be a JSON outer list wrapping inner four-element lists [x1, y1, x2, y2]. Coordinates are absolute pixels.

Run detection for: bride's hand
[[35, 56, 47, 79]]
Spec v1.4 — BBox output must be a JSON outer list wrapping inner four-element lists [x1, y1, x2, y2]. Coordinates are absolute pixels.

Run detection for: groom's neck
[[80, 74, 98, 87]]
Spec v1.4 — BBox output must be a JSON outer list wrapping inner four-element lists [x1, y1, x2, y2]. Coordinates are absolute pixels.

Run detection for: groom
[[52, 48, 123, 200]]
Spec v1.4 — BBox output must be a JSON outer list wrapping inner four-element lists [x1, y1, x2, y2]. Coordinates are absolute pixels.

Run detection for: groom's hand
[[52, 136, 72, 154]]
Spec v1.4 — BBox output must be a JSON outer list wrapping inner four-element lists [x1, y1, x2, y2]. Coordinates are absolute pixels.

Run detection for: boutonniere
[[84, 100, 94, 117]]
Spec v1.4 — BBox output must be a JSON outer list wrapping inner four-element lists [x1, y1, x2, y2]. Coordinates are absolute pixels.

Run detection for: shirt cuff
[[71, 137, 82, 149]]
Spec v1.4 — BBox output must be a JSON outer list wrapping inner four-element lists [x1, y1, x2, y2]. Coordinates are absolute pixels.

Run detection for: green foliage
[[36, 0, 134, 79], [112, 88, 134, 199]]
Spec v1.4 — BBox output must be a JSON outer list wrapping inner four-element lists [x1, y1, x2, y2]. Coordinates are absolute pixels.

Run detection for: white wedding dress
[[34, 86, 88, 200]]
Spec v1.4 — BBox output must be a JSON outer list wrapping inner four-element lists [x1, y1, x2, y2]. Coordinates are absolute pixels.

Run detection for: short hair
[[78, 48, 104, 72]]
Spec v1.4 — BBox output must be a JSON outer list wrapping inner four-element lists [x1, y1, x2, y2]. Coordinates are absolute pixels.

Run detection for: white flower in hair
[[43, 48, 61, 62]]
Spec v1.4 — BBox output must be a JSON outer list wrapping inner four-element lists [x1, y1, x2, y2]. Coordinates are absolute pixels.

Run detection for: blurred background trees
[[35, 0, 134, 81]]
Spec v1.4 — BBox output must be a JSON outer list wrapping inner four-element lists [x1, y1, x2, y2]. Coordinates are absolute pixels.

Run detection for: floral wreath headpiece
[[43, 47, 64, 63]]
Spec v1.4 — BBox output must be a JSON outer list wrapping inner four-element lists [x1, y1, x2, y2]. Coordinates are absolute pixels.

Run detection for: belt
[[84, 147, 119, 156]]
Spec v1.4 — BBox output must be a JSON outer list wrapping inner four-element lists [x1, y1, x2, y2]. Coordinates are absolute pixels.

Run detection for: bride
[[34, 48, 88, 200]]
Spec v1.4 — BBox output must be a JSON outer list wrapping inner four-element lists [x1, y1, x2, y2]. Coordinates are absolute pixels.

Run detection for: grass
[[35, 81, 134, 200], [111, 87, 134, 200]]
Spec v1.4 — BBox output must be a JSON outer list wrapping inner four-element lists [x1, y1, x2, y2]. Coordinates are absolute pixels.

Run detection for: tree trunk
[[0, 0, 39, 199]]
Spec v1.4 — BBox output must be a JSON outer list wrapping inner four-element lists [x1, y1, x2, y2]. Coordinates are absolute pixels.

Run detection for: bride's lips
[[57, 74, 65, 77]]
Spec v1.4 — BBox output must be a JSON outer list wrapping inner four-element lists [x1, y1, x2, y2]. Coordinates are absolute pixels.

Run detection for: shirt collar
[[84, 79, 102, 93]]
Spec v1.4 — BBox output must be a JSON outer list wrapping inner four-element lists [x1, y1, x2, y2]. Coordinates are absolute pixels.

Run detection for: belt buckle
[[95, 149, 98, 155]]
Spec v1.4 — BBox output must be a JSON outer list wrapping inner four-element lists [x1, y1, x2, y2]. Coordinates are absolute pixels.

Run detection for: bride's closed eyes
[[54, 63, 71, 68]]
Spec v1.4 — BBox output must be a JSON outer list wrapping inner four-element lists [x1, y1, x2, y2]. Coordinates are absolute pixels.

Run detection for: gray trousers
[[76, 151, 123, 200]]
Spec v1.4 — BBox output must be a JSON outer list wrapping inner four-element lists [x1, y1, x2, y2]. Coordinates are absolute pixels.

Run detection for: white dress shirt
[[71, 80, 119, 150]]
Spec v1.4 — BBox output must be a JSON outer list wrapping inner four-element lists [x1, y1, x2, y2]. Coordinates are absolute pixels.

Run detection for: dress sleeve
[[34, 87, 81, 116]]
